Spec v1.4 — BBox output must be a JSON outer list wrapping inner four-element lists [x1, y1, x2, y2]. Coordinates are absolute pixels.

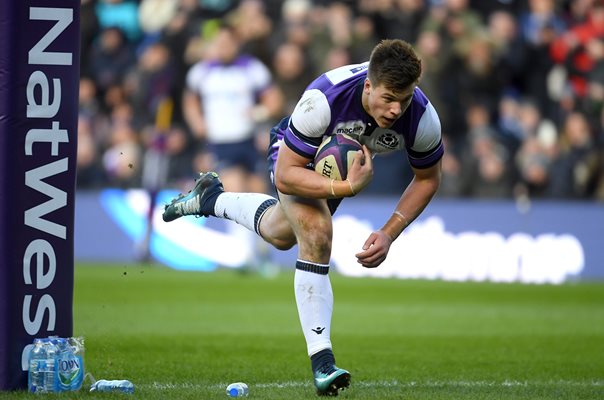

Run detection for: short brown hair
[[368, 39, 422, 93]]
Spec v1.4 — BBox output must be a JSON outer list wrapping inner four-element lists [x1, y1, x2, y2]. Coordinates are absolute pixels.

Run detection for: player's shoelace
[[317, 364, 337, 376], [177, 194, 200, 216]]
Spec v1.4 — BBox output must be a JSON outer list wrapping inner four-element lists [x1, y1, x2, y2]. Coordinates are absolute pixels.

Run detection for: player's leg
[[277, 192, 351, 396], [162, 170, 296, 245], [254, 201, 296, 249], [213, 141, 278, 269]]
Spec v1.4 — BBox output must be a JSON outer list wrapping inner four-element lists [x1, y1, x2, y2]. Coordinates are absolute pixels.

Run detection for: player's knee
[[300, 229, 332, 258], [271, 238, 296, 251]]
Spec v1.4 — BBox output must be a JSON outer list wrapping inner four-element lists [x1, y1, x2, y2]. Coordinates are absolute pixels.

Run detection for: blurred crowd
[[77, 0, 604, 200]]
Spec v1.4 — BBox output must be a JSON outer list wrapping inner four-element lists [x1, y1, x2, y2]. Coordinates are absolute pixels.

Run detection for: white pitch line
[[144, 380, 604, 391]]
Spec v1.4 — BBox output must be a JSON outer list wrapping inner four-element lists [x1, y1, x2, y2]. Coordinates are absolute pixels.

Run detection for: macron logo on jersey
[[334, 120, 365, 137]]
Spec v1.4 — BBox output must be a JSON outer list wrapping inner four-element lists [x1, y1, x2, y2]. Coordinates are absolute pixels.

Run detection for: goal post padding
[[0, 0, 80, 390]]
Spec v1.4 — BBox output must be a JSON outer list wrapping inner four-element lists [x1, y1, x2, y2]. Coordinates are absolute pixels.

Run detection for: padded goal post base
[[0, 0, 80, 391]]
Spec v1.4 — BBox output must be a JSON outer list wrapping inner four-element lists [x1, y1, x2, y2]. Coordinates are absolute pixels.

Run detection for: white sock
[[294, 264, 333, 356], [213, 193, 277, 233]]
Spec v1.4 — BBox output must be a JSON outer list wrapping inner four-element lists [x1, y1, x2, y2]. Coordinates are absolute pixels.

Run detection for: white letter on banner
[[23, 239, 56, 290], [24, 158, 68, 239], [26, 71, 61, 118], [25, 121, 69, 156], [23, 295, 56, 335], [28, 7, 73, 66]]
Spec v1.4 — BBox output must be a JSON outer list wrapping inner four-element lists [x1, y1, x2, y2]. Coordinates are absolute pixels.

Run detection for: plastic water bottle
[[226, 382, 249, 397], [44, 339, 58, 392], [28, 339, 46, 393], [51, 337, 84, 391], [90, 379, 135, 394], [28, 338, 58, 393]]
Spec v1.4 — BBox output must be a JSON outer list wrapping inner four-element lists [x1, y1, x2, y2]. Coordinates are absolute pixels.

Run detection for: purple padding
[[0, 1, 80, 391]]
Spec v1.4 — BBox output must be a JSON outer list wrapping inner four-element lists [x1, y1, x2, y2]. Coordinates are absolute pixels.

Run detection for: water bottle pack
[[28, 336, 85, 394]]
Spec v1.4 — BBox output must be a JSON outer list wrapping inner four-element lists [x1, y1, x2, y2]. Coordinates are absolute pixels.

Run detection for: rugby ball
[[314, 134, 362, 180]]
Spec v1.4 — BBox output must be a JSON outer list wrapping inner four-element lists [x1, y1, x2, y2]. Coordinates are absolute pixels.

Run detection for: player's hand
[[355, 230, 392, 268], [347, 145, 373, 195], [191, 121, 207, 139]]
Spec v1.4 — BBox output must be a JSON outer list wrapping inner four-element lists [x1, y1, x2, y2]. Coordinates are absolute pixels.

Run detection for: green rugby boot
[[162, 172, 224, 222], [314, 364, 351, 396]]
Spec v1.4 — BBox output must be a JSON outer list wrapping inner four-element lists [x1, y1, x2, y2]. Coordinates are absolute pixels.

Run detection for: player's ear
[[364, 78, 372, 94]]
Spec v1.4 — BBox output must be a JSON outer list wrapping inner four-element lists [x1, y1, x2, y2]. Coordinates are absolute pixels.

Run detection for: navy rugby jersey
[[269, 62, 444, 170]]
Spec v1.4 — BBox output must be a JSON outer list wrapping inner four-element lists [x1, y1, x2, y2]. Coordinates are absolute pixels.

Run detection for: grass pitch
[[4, 263, 604, 399]]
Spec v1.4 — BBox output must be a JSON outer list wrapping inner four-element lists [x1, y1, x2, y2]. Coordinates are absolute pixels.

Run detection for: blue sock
[[311, 348, 336, 373]]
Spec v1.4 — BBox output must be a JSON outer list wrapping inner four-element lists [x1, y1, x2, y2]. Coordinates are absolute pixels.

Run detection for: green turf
[[3, 263, 603, 399]]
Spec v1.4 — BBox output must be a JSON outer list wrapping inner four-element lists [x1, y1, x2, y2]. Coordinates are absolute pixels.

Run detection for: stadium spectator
[[497, 93, 525, 154], [162, 39, 443, 396], [156, 1, 207, 127], [517, 99, 558, 151], [227, 0, 275, 67], [437, 134, 465, 197], [443, 36, 505, 145], [80, 0, 100, 78], [581, 37, 604, 127], [550, 1, 604, 104], [78, 77, 101, 120], [272, 42, 316, 115], [77, 77, 105, 188], [182, 24, 283, 193], [518, 0, 565, 119], [301, 3, 355, 73], [487, 10, 527, 93], [467, 134, 514, 198], [548, 111, 601, 198], [513, 101, 560, 198], [349, 13, 380, 63], [379, 0, 427, 44], [460, 103, 514, 198], [137, 0, 179, 41], [88, 27, 136, 99], [77, 115, 104, 188], [421, 0, 484, 57], [520, 0, 566, 46], [515, 135, 552, 198], [273, 0, 314, 51], [414, 30, 448, 128], [125, 42, 176, 127], [469, 0, 523, 20], [564, 0, 597, 27], [322, 46, 353, 71]]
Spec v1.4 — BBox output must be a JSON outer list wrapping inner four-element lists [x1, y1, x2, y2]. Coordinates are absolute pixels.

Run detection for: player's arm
[[274, 143, 372, 198], [380, 101, 443, 242], [248, 59, 284, 123], [182, 89, 206, 139], [380, 160, 442, 241], [275, 89, 372, 198], [252, 85, 284, 123], [355, 160, 441, 268]]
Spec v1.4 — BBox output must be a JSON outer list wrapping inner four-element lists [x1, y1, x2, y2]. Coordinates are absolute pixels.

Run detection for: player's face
[[210, 30, 239, 63], [363, 79, 416, 128]]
